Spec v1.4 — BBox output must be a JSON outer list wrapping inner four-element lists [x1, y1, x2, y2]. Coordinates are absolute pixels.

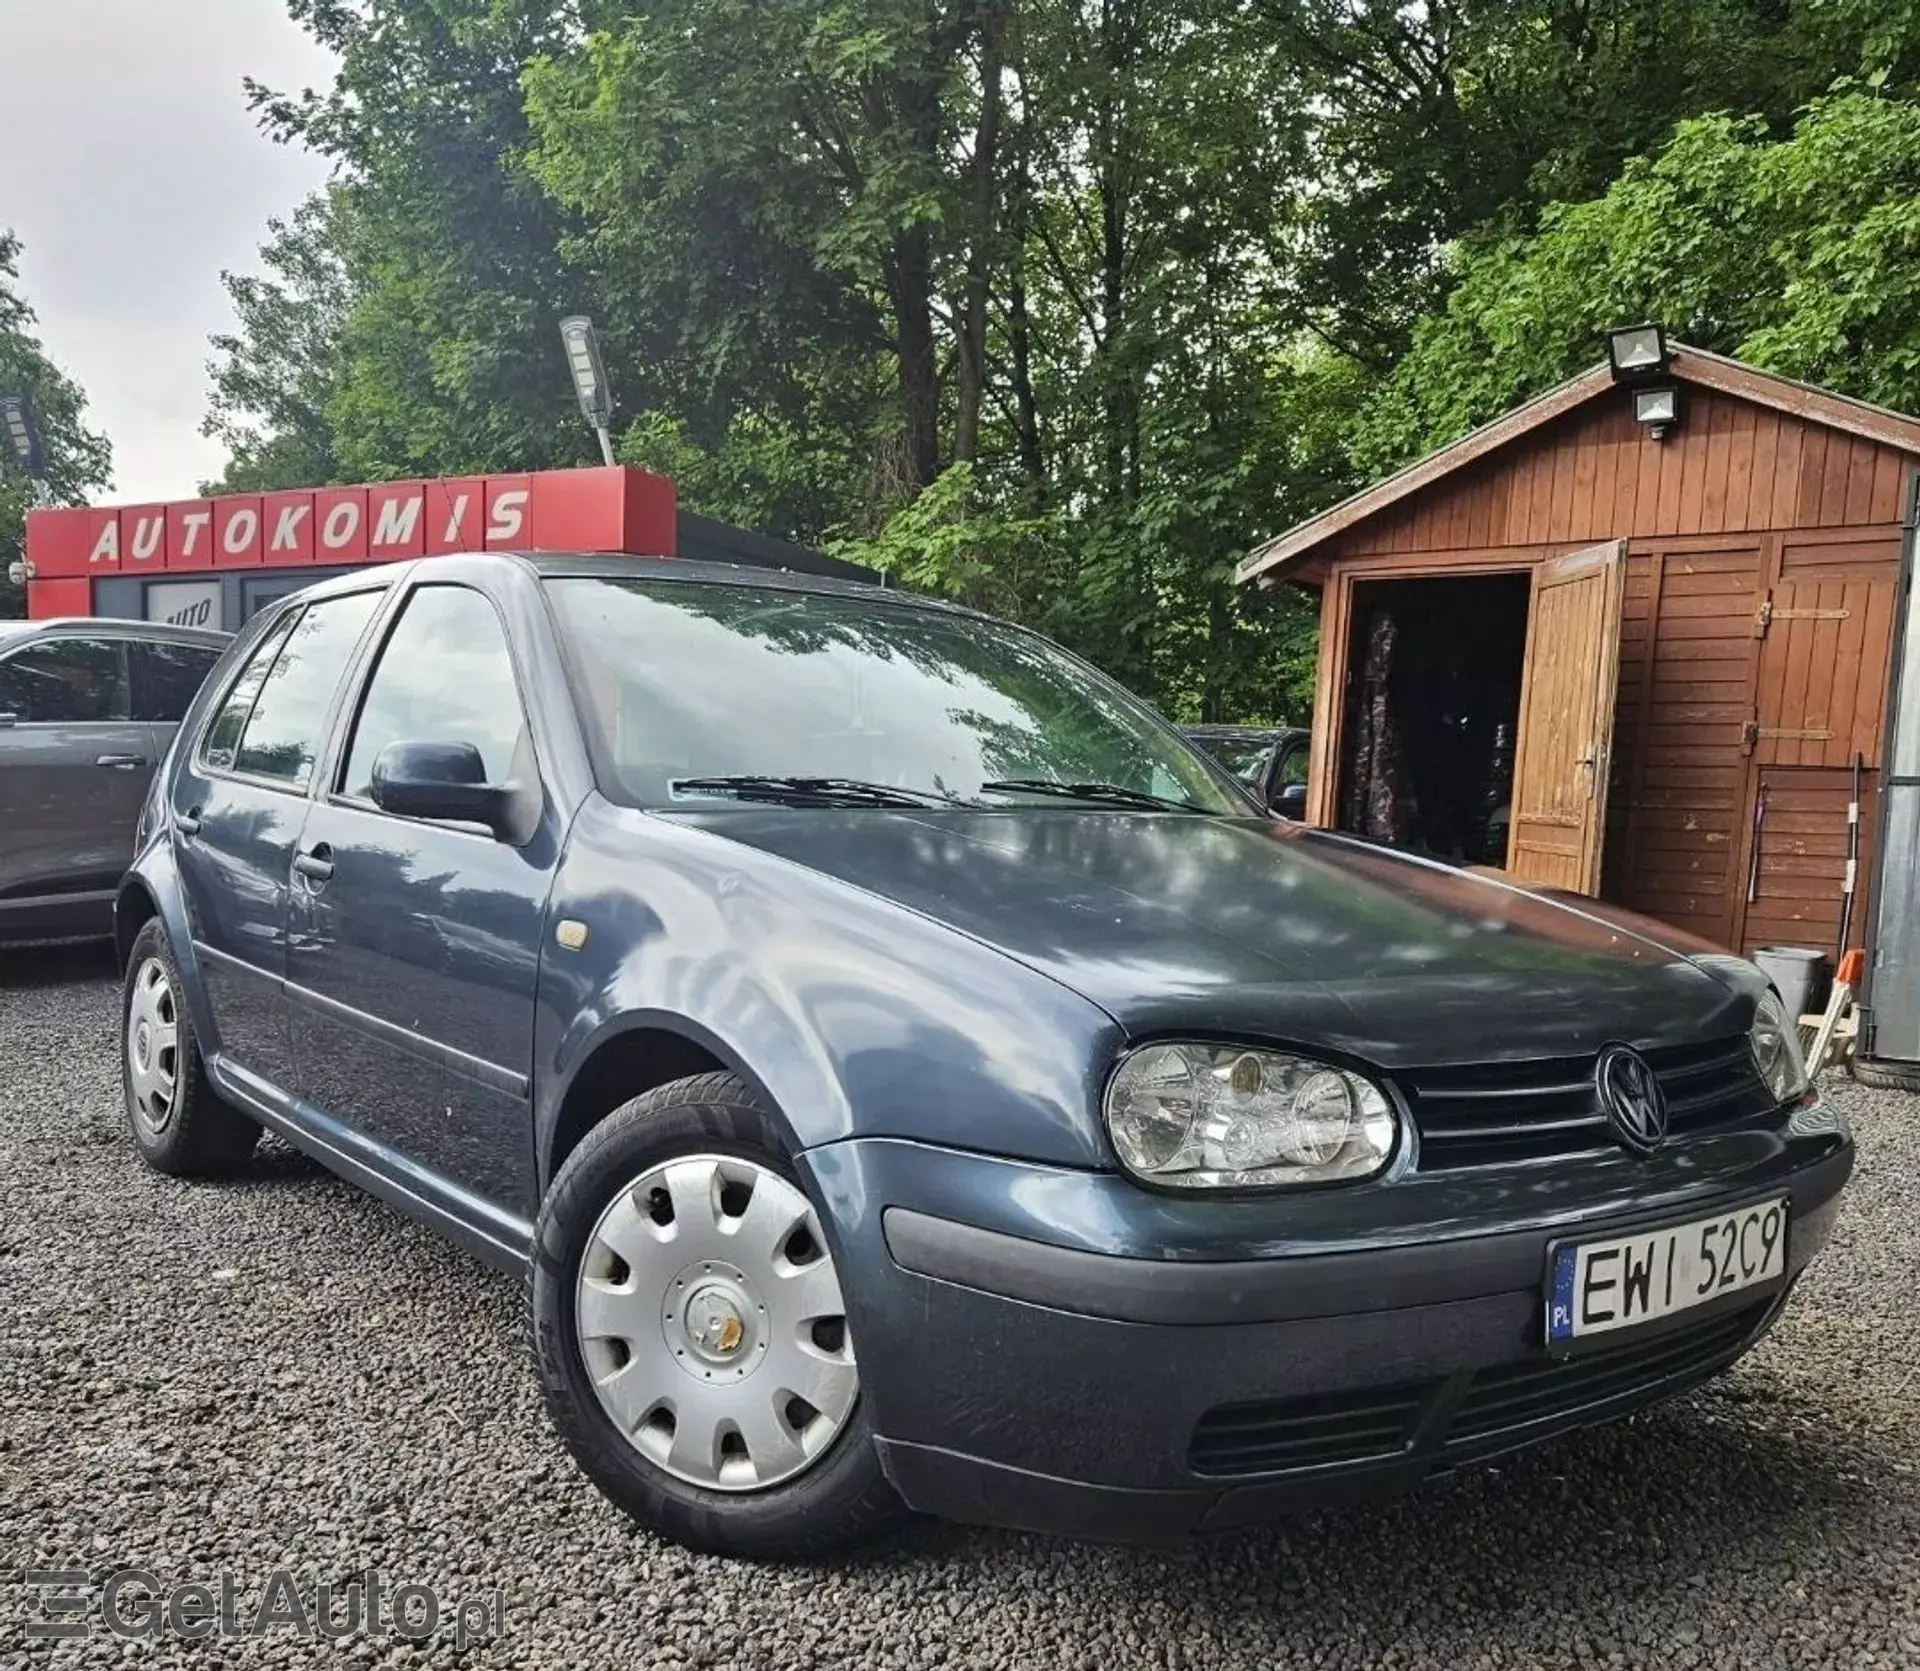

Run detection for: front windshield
[[545, 575, 1242, 813]]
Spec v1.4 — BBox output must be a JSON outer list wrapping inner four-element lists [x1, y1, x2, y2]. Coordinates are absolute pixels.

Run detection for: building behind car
[[19, 466, 872, 636], [1239, 340, 1920, 1083]]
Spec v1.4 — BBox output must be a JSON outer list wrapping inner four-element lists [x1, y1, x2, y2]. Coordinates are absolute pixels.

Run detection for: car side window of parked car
[[1276, 740, 1308, 789], [339, 585, 530, 801], [197, 593, 380, 789], [201, 611, 299, 773], [129, 640, 225, 724], [229, 592, 383, 789], [1218, 741, 1272, 787], [0, 636, 131, 725]]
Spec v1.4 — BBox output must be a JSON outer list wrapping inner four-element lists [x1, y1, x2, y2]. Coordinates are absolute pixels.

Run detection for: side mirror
[[1272, 782, 1307, 819], [370, 740, 527, 842]]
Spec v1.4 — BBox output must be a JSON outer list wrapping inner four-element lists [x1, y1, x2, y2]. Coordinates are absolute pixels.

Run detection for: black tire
[[531, 1071, 905, 1560], [121, 918, 259, 1177], [1848, 1054, 1920, 1093]]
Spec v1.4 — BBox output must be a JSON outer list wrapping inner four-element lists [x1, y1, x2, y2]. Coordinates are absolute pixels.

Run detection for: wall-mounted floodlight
[[559, 316, 616, 466], [1606, 324, 1682, 439], [1633, 383, 1683, 441], [1604, 323, 1670, 382], [0, 391, 45, 478]]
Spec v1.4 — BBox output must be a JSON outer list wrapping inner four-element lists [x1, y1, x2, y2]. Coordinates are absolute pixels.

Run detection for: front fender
[[534, 801, 1124, 1175]]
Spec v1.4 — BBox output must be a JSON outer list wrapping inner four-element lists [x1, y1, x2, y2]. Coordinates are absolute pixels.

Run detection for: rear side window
[[131, 640, 224, 723], [201, 613, 298, 772], [0, 637, 130, 723], [340, 586, 528, 799], [231, 592, 382, 788]]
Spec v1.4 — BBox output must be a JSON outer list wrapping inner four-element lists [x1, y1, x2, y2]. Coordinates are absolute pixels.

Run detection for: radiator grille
[[1403, 1037, 1777, 1170]]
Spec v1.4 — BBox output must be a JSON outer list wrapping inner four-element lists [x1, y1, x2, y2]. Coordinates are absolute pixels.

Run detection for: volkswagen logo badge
[[1596, 1044, 1668, 1153]]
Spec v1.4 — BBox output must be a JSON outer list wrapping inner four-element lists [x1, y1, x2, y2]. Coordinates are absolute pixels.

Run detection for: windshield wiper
[[979, 778, 1217, 814], [669, 775, 965, 809]]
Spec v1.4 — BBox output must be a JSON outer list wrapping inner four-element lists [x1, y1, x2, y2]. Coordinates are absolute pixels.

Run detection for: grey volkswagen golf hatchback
[[0, 617, 226, 944], [116, 553, 1851, 1559]]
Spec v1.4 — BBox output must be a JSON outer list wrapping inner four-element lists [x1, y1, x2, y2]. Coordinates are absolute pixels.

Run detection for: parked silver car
[[0, 617, 228, 944]]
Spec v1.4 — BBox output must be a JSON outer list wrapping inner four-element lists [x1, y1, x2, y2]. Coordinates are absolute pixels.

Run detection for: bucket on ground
[[1753, 946, 1833, 1022]]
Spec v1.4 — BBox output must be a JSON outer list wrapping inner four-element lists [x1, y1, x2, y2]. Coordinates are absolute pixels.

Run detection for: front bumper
[[800, 1112, 1852, 1540]]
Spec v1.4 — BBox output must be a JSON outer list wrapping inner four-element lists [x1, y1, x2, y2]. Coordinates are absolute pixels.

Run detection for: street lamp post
[[2, 391, 49, 592], [1, 391, 48, 501], [559, 316, 617, 467]]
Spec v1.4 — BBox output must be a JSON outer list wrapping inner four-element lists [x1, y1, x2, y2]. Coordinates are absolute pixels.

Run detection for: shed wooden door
[[1506, 540, 1628, 892]]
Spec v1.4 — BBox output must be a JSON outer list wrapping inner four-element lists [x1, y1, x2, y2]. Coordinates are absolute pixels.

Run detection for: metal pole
[[593, 425, 616, 468]]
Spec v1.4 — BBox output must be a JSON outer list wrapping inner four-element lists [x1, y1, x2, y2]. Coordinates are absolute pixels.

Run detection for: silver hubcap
[[126, 957, 180, 1136], [575, 1154, 858, 1492]]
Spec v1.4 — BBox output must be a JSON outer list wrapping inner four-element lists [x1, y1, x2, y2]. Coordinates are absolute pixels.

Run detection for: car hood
[[665, 808, 1755, 1067]]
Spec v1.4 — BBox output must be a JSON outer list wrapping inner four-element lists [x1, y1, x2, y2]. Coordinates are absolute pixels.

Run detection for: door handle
[[175, 806, 202, 837], [293, 843, 334, 882], [96, 753, 147, 770]]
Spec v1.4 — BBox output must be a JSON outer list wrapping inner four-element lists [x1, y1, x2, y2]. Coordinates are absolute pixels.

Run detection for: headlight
[[1103, 1042, 1398, 1189], [1749, 991, 1811, 1103]]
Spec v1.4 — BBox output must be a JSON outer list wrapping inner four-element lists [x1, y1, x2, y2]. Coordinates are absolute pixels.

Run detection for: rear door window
[[131, 640, 225, 723], [202, 613, 296, 772], [0, 637, 130, 723], [228, 593, 382, 789]]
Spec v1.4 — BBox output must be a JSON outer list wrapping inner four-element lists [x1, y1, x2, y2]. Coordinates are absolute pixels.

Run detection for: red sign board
[[22, 465, 678, 617]]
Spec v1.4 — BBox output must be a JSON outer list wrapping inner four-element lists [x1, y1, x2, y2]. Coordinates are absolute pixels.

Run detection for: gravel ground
[[3, 943, 1918, 1671]]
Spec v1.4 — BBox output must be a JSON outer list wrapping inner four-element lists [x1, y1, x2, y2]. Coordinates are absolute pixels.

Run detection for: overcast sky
[[2, 1, 337, 501]]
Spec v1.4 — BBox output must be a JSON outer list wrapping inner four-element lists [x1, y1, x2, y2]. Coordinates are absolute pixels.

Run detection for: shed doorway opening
[[1337, 572, 1531, 866]]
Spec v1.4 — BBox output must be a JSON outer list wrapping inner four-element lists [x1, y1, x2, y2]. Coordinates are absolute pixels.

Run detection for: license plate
[[1546, 1198, 1788, 1345]]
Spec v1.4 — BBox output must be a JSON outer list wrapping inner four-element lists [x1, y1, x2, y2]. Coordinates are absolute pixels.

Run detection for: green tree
[[1259, 0, 1859, 368], [243, 0, 609, 482], [211, 0, 1918, 725], [0, 232, 112, 617], [1351, 93, 1920, 470], [203, 191, 352, 493]]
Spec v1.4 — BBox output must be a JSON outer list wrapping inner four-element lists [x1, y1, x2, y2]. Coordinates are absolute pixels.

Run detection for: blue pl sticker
[[1548, 1244, 1579, 1342]]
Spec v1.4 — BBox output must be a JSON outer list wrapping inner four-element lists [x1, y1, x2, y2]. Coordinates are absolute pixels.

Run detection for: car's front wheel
[[530, 1072, 905, 1559], [122, 918, 259, 1176]]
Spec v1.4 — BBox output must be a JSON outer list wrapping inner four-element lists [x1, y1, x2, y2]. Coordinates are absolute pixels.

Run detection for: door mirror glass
[[1272, 781, 1308, 819], [370, 740, 521, 840]]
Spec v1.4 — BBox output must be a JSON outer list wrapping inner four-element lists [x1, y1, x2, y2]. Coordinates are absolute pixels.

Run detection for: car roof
[[293, 549, 990, 624], [516, 550, 935, 606], [0, 616, 230, 647]]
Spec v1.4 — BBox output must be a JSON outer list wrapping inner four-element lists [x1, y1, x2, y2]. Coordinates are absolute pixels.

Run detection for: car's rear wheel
[[122, 918, 259, 1176], [531, 1072, 904, 1559]]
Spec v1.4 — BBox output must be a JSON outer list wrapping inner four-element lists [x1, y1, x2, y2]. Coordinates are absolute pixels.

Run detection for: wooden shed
[[1237, 342, 1920, 973]]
